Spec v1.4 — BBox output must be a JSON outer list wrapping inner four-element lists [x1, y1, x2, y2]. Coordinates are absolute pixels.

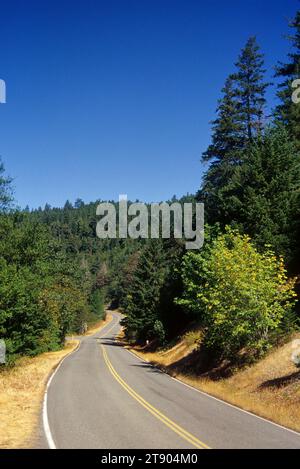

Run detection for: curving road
[[44, 312, 300, 449]]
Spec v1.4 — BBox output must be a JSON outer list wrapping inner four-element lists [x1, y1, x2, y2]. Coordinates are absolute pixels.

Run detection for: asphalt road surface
[[45, 313, 300, 449]]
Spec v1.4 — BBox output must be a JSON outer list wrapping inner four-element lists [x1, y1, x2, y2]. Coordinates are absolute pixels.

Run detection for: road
[[45, 312, 300, 449]]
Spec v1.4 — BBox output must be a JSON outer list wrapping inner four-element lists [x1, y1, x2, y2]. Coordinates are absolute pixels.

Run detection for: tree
[[74, 198, 84, 209], [199, 76, 244, 224], [0, 158, 13, 211], [121, 240, 166, 342], [233, 126, 300, 262], [275, 10, 300, 147], [178, 229, 297, 359], [202, 76, 243, 164], [199, 37, 269, 225], [120, 238, 186, 343], [95, 262, 109, 289], [233, 36, 269, 140]]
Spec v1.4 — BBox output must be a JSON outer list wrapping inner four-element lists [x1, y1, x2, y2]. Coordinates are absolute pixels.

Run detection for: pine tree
[[199, 76, 244, 224], [0, 158, 13, 211], [121, 240, 166, 343], [275, 10, 300, 147], [232, 126, 300, 262], [199, 37, 269, 225], [233, 36, 269, 140], [202, 76, 244, 163]]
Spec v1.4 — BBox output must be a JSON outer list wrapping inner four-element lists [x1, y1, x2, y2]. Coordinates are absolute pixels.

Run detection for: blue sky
[[0, 0, 299, 209]]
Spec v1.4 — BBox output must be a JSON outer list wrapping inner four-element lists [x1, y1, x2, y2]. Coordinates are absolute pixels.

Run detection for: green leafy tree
[[178, 229, 297, 359]]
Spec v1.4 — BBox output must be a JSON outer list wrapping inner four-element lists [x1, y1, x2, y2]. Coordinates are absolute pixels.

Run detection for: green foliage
[[90, 289, 105, 320], [199, 37, 270, 227], [233, 36, 270, 140], [0, 211, 92, 358], [183, 330, 203, 348], [0, 158, 13, 212], [232, 126, 300, 261], [153, 320, 166, 345], [121, 240, 167, 342], [275, 10, 300, 147], [178, 229, 297, 359], [121, 239, 186, 343]]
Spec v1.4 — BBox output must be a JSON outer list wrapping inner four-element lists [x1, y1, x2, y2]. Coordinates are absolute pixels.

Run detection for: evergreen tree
[[199, 76, 243, 224], [233, 36, 269, 140], [199, 37, 269, 225], [202, 76, 244, 163], [121, 240, 166, 343], [0, 158, 13, 211], [235, 126, 300, 263], [275, 10, 300, 146]]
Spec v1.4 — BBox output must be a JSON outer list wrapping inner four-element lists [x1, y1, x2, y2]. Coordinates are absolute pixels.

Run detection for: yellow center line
[[100, 344, 211, 450]]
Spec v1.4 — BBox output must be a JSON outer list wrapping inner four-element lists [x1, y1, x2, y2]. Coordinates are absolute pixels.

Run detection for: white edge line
[[43, 315, 116, 449], [124, 346, 300, 438], [42, 341, 81, 449]]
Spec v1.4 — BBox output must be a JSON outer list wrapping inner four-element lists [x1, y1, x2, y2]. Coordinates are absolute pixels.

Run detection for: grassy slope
[[130, 332, 300, 432]]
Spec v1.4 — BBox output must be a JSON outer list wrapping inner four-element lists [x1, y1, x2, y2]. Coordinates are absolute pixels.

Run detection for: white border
[[42, 341, 81, 449]]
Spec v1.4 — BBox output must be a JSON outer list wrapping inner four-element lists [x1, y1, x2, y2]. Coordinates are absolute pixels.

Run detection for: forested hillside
[[0, 9, 300, 366]]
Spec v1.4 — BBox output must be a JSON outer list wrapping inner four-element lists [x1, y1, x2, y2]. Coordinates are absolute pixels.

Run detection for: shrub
[[153, 320, 166, 345], [183, 330, 203, 348], [178, 228, 297, 359]]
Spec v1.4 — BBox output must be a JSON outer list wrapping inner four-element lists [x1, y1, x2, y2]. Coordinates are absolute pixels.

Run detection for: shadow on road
[[129, 362, 164, 374], [97, 337, 126, 347]]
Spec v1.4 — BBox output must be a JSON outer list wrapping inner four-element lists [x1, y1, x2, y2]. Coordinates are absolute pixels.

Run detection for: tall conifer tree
[[199, 37, 269, 225], [275, 11, 300, 147]]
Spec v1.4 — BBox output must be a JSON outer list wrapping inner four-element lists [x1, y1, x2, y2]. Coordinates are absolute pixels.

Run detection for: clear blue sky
[[0, 0, 299, 209]]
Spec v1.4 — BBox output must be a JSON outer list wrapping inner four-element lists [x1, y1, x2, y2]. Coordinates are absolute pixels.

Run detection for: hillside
[[130, 330, 300, 432]]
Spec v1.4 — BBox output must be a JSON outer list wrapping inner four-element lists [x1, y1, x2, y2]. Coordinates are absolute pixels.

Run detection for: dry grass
[[0, 311, 113, 449], [130, 334, 300, 432], [0, 340, 79, 449], [83, 312, 113, 336]]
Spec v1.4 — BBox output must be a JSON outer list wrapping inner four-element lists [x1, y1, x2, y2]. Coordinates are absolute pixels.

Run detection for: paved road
[[45, 313, 300, 449]]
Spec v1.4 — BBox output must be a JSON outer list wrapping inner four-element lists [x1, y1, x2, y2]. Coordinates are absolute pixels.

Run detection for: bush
[[178, 228, 297, 359], [153, 320, 166, 345], [183, 330, 203, 347]]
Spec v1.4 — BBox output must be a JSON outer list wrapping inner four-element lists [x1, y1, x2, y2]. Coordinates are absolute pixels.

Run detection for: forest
[[0, 10, 300, 365]]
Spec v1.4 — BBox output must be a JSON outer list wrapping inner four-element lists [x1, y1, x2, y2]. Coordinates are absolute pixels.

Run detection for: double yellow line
[[101, 344, 210, 449]]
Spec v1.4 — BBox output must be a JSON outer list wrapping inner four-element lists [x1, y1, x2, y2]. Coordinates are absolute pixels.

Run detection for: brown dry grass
[[83, 312, 113, 336], [0, 340, 79, 449], [130, 333, 300, 432], [0, 311, 113, 449]]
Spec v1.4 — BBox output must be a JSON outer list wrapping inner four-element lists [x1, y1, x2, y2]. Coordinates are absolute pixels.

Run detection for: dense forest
[[0, 10, 300, 364]]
